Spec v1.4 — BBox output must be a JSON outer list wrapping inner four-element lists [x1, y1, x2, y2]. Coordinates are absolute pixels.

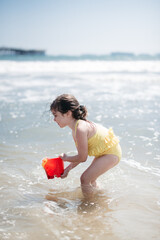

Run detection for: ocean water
[[0, 59, 160, 240]]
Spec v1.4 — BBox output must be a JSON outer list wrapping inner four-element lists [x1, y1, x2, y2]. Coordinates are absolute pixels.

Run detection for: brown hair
[[50, 94, 87, 120]]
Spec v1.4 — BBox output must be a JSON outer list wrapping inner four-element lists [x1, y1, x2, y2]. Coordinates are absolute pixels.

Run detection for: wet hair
[[50, 94, 87, 120]]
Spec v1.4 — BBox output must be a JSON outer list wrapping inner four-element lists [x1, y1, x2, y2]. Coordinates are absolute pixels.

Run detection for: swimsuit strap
[[75, 119, 80, 137]]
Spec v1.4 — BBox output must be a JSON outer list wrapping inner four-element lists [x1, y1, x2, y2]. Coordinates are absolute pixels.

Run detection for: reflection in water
[[45, 187, 112, 215], [77, 194, 112, 215], [44, 188, 115, 240]]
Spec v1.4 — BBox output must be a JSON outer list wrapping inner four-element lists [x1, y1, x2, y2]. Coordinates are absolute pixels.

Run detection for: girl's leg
[[80, 154, 119, 197], [91, 180, 97, 188]]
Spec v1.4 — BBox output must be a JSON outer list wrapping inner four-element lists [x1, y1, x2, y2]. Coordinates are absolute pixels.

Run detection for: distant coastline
[[45, 53, 160, 61], [0, 47, 160, 60]]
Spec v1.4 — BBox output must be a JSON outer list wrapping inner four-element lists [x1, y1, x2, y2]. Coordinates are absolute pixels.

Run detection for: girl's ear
[[66, 110, 72, 117]]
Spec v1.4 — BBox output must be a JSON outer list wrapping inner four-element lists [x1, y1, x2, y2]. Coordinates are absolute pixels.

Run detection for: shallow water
[[0, 60, 160, 240]]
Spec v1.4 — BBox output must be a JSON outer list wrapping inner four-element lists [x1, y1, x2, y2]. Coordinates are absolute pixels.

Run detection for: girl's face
[[51, 110, 70, 128]]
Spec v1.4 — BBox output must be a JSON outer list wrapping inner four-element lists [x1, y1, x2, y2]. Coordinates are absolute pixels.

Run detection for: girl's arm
[[60, 122, 88, 163]]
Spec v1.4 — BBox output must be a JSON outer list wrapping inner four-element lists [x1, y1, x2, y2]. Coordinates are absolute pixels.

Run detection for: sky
[[0, 0, 160, 55]]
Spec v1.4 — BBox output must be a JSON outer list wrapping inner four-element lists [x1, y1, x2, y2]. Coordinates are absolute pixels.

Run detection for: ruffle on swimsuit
[[75, 120, 119, 157], [88, 125, 119, 157]]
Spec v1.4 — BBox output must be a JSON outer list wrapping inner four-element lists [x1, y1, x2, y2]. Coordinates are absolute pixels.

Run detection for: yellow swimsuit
[[75, 120, 122, 161]]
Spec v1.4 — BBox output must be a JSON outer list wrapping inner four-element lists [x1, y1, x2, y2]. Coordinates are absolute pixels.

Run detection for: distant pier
[[0, 47, 45, 56]]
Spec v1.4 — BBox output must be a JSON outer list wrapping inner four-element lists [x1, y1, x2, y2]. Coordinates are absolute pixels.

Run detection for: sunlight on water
[[0, 60, 160, 240]]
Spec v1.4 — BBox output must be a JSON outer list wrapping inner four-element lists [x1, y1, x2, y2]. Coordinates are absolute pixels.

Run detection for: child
[[50, 94, 122, 197]]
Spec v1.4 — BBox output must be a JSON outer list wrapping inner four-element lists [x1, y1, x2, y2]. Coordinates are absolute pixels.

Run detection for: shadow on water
[[45, 187, 112, 216]]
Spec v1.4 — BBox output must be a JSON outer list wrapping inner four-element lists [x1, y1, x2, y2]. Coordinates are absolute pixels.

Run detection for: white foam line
[[0, 60, 160, 74], [122, 159, 160, 177]]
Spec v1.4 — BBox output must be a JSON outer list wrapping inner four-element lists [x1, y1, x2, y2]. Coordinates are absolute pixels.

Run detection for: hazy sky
[[0, 0, 160, 55]]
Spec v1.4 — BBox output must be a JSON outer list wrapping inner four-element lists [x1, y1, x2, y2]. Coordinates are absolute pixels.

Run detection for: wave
[[0, 60, 160, 74], [123, 159, 160, 177]]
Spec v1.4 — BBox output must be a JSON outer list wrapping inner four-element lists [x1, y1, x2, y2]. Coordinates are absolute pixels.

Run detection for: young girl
[[50, 94, 122, 197]]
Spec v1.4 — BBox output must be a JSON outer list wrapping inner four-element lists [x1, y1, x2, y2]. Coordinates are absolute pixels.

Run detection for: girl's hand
[[59, 153, 68, 161], [61, 167, 70, 179]]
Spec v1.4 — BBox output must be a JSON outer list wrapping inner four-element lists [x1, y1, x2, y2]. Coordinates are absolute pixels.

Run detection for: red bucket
[[42, 157, 64, 179]]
